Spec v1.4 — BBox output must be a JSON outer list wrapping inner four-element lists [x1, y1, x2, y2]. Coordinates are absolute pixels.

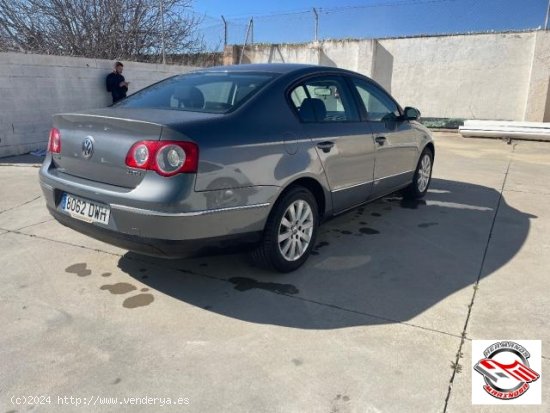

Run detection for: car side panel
[[307, 123, 375, 212], [369, 120, 420, 197], [189, 77, 333, 209]]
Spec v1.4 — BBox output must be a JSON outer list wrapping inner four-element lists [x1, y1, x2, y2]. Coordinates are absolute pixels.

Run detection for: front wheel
[[403, 147, 433, 199], [253, 186, 319, 273]]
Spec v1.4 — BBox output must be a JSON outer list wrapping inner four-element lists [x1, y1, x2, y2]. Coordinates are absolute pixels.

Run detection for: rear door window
[[289, 76, 360, 123]]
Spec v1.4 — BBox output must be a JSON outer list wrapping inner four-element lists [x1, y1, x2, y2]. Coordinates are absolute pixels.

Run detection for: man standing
[[106, 62, 129, 104]]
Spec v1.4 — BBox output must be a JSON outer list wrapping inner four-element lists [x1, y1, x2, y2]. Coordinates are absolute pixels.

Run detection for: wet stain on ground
[[123, 294, 154, 309], [65, 263, 92, 277], [292, 358, 303, 366], [371, 212, 382, 217], [139, 268, 147, 272], [66, 263, 156, 309], [229, 277, 299, 295], [100, 283, 137, 295], [341, 230, 352, 235], [311, 241, 330, 255], [400, 199, 427, 209], [372, 271, 386, 279], [112, 378, 121, 385], [334, 394, 351, 402], [141, 275, 149, 279], [359, 221, 367, 225], [359, 227, 380, 235], [418, 222, 439, 228]]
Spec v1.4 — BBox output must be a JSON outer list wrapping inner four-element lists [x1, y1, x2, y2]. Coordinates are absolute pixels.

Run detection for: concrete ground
[[0, 133, 548, 413]]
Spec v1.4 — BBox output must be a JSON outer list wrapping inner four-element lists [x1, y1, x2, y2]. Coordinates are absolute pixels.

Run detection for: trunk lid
[[52, 108, 218, 188]]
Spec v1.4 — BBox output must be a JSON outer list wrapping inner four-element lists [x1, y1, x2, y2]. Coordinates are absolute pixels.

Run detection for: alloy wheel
[[417, 154, 432, 193], [277, 200, 314, 262]]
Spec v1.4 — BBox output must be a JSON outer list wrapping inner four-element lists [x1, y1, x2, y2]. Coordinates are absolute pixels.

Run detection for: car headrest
[[174, 86, 205, 109], [299, 98, 326, 122]]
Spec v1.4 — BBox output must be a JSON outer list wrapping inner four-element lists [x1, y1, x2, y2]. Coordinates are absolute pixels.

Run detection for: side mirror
[[403, 106, 421, 121]]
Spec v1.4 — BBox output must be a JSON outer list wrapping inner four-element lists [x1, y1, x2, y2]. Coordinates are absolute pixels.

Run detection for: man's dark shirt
[[106, 72, 128, 103]]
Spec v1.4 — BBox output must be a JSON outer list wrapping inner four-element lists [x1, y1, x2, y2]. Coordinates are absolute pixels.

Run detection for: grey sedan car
[[39, 64, 434, 272]]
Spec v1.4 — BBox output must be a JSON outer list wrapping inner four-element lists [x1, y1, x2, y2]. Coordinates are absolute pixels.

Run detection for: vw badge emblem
[[82, 136, 94, 159]]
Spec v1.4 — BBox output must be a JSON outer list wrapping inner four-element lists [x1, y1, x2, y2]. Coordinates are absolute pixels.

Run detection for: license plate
[[62, 193, 110, 225]]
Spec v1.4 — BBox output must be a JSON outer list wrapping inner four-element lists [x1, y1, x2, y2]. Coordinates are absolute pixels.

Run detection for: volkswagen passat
[[39, 64, 434, 272]]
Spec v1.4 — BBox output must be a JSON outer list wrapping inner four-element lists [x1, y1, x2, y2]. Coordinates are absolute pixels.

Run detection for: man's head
[[114, 62, 123, 74]]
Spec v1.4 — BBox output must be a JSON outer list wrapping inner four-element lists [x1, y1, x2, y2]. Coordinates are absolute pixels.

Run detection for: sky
[[192, 0, 549, 50]]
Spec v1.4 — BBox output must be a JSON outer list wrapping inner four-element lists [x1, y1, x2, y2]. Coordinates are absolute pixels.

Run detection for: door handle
[[317, 141, 335, 153], [375, 136, 387, 145]]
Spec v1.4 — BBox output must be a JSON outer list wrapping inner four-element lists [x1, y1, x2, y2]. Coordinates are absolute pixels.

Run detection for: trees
[[0, 0, 205, 61]]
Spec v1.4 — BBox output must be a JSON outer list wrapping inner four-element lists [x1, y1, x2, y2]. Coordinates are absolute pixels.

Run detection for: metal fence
[[198, 0, 550, 51]]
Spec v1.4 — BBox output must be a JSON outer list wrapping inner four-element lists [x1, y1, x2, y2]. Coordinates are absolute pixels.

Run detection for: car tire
[[403, 147, 433, 199], [253, 186, 319, 273]]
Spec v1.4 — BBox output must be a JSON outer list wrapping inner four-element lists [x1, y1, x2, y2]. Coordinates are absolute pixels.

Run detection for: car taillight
[[125, 141, 198, 176], [48, 128, 61, 153]]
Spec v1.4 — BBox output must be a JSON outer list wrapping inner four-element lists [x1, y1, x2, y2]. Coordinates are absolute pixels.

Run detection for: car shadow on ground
[[0, 153, 44, 165], [118, 178, 534, 331]]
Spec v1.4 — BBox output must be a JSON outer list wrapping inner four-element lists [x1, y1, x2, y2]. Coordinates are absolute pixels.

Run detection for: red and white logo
[[472, 340, 541, 405]]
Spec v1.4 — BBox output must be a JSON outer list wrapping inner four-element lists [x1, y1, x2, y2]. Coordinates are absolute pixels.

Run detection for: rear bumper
[[48, 206, 262, 258], [39, 156, 277, 255], [40, 178, 271, 239]]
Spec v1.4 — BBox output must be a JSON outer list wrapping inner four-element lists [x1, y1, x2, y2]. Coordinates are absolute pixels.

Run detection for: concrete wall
[[232, 31, 550, 123], [225, 40, 377, 78], [524, 31, 550, 122], [0, 53, 197, 157], [378, 32, 536, 120]]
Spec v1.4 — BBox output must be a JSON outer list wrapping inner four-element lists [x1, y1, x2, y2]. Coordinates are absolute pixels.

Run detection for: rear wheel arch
[[276, 177, 327, 221], [251, 177, 326, 272], [254, 184, 320, 272]]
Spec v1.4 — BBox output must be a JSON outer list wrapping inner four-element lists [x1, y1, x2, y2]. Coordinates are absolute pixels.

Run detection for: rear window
[[116, 72, 277, 114]]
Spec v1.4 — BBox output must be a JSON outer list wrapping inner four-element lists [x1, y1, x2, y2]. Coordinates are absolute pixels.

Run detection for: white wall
[[524, 31, 550, 122], [2, 33, 549, 157], [236, 31, 550, 123], [0, 53, 197, 157], [240, 40, 376, 76], [378, 32, 536, 120]]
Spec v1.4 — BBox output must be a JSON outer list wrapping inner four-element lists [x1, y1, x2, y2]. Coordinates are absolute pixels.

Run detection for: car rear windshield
[[115, 72, 277, 114]]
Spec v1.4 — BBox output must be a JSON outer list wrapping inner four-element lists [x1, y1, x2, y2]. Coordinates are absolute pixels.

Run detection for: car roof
[[196, 63, 357, 76]]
